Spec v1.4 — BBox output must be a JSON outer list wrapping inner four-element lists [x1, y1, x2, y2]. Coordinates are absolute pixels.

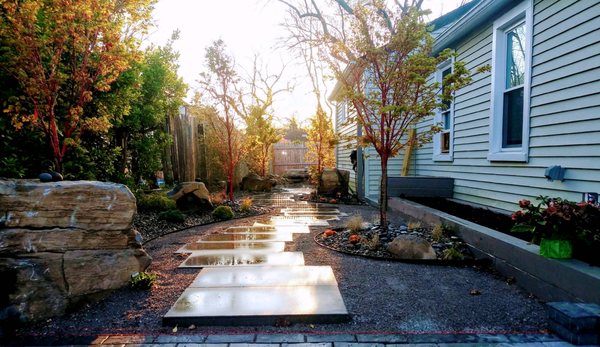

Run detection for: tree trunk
[[379, 156, 388, 231]]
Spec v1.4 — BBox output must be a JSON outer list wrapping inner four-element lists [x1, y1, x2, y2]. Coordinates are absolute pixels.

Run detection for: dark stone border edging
[[388, 197, 600, 304]]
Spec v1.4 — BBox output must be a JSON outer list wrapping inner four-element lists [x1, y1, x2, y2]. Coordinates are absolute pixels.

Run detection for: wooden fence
[[272, 142, 314, 176]]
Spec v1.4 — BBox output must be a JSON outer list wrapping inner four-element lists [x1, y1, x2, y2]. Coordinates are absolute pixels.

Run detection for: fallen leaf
[[172, 325, 178, 333], [188, 324, 196, 330], [309, 324, 315, 329], [469, 289, 481, 296]]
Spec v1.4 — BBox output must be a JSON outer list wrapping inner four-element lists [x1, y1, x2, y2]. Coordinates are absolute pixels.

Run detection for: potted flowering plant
[[511, 196, 576, 259]]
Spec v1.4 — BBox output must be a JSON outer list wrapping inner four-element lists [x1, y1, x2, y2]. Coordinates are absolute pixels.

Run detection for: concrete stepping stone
[[280, 207, 340, 213], [162, 285, 350, 326], [270, 216, 332, 225], [178, 251, 304, 268], [189, 266, 338, 288], [175, 241, 286, 253], [252, 222, 310, 234], [222, 225, 286, 234], [197, 232, 293, 242], [283, 211, 347, 218]]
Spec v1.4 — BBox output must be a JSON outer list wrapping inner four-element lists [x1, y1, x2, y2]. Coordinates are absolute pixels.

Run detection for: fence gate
[[272, 143, 313, 176]]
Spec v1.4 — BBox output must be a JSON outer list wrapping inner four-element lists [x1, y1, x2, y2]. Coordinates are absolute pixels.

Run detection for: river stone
[[387, 235, 437, 260], [0, 180, 136, 230], [38, 173, 52, 182]]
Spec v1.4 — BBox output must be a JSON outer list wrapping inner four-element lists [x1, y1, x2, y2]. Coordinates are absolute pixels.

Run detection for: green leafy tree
[[0, 0, 155, 173], [245, 106, 281, 176], [282, 0, 475, 229], [305, 105, 336, 185]]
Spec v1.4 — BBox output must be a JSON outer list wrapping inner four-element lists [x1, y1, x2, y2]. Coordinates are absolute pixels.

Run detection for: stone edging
[[388, 197, 600, 304]]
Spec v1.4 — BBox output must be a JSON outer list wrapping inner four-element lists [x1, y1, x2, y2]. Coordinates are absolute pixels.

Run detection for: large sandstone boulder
[[0, 180, 151, 323], [318, 168, 350, 196], [167, 181, 213, 211], [386, 235, 437, 260], [240, 173, 277, 192]]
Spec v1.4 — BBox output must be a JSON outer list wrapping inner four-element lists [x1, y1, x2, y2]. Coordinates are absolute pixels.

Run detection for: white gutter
[[432, 0, 513, 55]]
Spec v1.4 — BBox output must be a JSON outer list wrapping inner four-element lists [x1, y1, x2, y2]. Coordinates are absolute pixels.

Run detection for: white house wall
[[413, 0, 600, 212]]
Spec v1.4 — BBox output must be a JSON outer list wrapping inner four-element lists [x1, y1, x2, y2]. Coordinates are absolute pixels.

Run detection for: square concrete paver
[[270, 216, 331, 226], [175, 241, 286, 253], [178, 252, 305, 268], [163, 285, 350, 326], [252, 222, 310, 234], [189, 266, 338, 287], [197, 233, 293, 242]]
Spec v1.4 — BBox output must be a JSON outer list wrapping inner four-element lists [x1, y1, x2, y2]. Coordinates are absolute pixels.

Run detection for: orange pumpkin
[[324, 229, 336, 237], [348, 234, 361, 244], [329, 199, 337, 204]]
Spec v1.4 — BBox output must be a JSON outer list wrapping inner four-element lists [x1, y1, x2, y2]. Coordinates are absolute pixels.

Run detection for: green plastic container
[[539, 239, 572, 259]]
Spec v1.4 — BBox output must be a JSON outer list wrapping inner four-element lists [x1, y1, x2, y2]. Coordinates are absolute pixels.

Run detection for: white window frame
[[433, 58, 455, 162], [488, 0, 532, 162], [336, 100, 347, 125]]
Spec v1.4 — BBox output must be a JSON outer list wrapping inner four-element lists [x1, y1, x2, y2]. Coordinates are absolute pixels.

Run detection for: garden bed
[[314, 224, 475, 264], [408, 197, 599, 266], [388, 197, 600, 304]]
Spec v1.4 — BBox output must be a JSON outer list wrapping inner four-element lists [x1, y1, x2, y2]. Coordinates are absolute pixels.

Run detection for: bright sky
[[147, 0, 465, 126]]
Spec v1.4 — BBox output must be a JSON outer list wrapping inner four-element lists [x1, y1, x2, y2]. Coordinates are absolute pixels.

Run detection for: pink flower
[[518, 199, 531, 208]]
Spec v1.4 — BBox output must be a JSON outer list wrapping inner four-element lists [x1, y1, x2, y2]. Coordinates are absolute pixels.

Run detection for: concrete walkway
[[5, 331, 576, 346]]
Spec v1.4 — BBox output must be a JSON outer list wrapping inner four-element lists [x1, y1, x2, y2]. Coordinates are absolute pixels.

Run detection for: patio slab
[[197, 233, 293, 242], [270, 216, 332, 225], [175, 241, 286, 253], [163, 285, 350, 326], [189, 266, 338, 287], [252, 222, 310, 234], [178, 252, 305, 268]]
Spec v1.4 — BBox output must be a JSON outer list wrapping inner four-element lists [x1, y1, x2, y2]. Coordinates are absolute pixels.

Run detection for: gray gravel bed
[[15, 203, 548, 338]]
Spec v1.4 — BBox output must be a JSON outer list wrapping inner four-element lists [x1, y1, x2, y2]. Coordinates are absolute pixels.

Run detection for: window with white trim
[[488, 0, 532, 162], [433, 59, 454, 161], [336, 100, 347, 124]]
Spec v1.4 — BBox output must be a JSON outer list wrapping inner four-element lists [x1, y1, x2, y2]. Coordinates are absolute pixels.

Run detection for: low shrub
[[210, 191, 227, 205], [130, 272, 156, 290], [212, 205, 234, 220], [346, 215, 364, 234], [158, 209, 185, 223], [137, 193, 176, 212], [442, 246, 464, 261], [431, 224, 444, 242], [240, 196, 253, 213]]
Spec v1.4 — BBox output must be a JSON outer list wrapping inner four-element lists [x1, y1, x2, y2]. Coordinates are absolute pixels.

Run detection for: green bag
[[539, 239, 572, 259]]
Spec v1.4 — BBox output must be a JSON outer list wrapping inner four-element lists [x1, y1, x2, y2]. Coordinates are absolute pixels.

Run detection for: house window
[[336, 100, 347, 124], [433, 59, 454, 161], [488, 0, 532, 162]]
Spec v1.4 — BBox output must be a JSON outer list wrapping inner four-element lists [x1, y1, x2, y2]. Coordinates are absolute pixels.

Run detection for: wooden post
[[401, 128, 416, 176]]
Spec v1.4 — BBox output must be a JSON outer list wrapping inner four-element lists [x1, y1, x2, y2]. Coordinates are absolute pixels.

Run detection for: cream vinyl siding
[[335, 100, 358, 192]]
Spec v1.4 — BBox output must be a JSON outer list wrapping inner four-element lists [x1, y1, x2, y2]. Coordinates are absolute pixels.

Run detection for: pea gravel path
[[13, 203, 548, 339]]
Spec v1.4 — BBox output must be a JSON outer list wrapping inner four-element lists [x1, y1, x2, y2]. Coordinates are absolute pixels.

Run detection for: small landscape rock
[[387, 235, 436, 260], [39, 173, 53, 182]]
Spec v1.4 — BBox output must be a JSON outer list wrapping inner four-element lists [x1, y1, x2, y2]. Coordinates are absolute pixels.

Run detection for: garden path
[[163, 187, 351, 326]]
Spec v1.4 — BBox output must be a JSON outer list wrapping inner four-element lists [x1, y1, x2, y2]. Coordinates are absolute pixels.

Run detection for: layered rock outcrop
[[0, 180, 151, 322]]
